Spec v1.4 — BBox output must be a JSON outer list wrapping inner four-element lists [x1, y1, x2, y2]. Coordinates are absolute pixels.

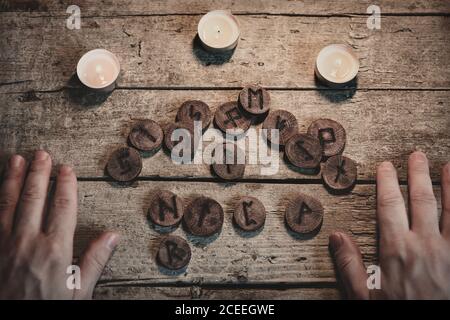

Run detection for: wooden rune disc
[[176, 100, 212, 130], [233, 196, 266, 231], [214, 101, 252, 135], [106, 147, 142, 182], [322, 155, 357, 193], [157, 235, 191, 270], [163, 122, 196, 160], [148, 190, 184, 227], [184, 197, 224, 237], [238, 85, 271, 115], [128, 119, 163, 152], [307, 119, 346, 157], [262, 110, 299, 146], [285, 194, 324, 234], [285, 133, 322, 169], [211, 143, 246, 180]]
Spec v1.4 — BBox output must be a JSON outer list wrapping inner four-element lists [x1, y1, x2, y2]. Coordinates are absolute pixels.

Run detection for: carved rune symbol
[[276, 115, 287, 131], [295, 139, 313, 161], [158, 196, 179, 221], [197, 201, 212, 227], [189, 104, 201, 121], [134, 125, 156, 142], [248, 88, 264, 109], [242, 201, 257, 226], [298, 202, 313, 225], [165, 241, 186, 264], [318, 128, 336, 146], [118, 149, 132, 174], [224, 107, 242, 127], [335, 158, 347, 183]]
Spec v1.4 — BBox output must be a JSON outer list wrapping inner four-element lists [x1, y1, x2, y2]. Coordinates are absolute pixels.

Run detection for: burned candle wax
[[315, 44, 359, 87], [77, 49, 120, 90], [198, 10, 240, 52]]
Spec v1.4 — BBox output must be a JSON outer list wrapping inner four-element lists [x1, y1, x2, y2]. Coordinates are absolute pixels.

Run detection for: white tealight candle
[[77, 49, 120, 91], [315, 44, 359, 87], [198, 10, 240, 52]]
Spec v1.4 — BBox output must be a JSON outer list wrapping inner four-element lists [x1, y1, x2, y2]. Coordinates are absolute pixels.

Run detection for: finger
[[408, 152, 439, 235], [45, 165, 78, 247], [75, 232, 119, 299], [440, 163, 450, 239], [14, 150, 52, 237], [329, 232, 369, 300], [0, 155, 26, 235], [376, 161, 409, 242]]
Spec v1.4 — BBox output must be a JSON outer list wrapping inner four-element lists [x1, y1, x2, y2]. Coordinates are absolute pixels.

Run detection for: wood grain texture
[[73, 180, 441, 285], [1, 90, 448, 181], [93, 286, 342, 300], [1, 0, 449, 15], [1, 15, 449, 91]]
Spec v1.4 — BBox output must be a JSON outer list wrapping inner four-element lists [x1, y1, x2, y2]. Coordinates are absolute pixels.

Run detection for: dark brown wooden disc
[[307, 119, 346, 157], [262, 110, 299, 146], [211, 143, 246, 180], [184, 197, 224, 236], [148, 190, 184, 227], [128, 120, 163, 152], [285, 133, 322, 169], [214, 102, 252, 135], [176, 100, 212, 130], [157, 235, 191, 270], [285, 194, 324, 234], [233, 196, 266, 231], [322, 155, 357, 192], [106, 147, 142, 182], [238, 85, 270, 115], [163, 122, 196, 160]]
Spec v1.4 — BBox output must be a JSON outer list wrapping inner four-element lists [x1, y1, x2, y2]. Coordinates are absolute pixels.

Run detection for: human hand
[[0, 151, 120, 299], [329, 151, 450, 299]]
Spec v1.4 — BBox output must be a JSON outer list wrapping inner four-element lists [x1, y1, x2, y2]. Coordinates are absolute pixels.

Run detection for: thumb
[[75, 232, 120, 299], [329, 232, 369, 300]]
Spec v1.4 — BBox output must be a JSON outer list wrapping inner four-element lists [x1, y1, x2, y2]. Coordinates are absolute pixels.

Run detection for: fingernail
[[411, 151, 427, 163], [379, 161, 394, 170], [329, 232, 343, 253], [105, 233, 120, 251], [34, 150, 49, 161], [59, 165, 73, 175], [9, 154, 24, 169]]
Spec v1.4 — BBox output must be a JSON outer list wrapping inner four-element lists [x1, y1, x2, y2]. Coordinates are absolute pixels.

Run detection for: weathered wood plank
[[1, 0, 449, 15], [1, 15, 449, 91], [93, 285, 341, 300], [1, 90, 448, 181], [73, 180, 441, 284]]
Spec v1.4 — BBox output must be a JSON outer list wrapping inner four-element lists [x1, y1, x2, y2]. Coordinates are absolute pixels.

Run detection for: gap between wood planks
[[95, 279, 338, 289]]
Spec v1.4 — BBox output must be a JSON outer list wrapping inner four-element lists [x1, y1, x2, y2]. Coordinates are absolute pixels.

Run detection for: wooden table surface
[[0, 0, 449, 299]]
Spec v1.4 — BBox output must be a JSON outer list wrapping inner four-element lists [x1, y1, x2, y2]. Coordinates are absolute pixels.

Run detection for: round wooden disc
[[285, 194, 324, 234], [262, 110, 299, 146], [163, 122, 196, 160], [157, 235, 191, 270], [307, 119, 346, 157], [128, 120, 163, 152], [106, 147, 142, 182], [322, 155, 357, 192], [238, 85, 271, 115], [233, 196, 266, 231], [211, 143, 246, 180], [148, 190, 184, 227], [214, 102, 252, 135], [184, 197, 224, 237], [176, 100, 212, 130], [285, 133, 322, 169]]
